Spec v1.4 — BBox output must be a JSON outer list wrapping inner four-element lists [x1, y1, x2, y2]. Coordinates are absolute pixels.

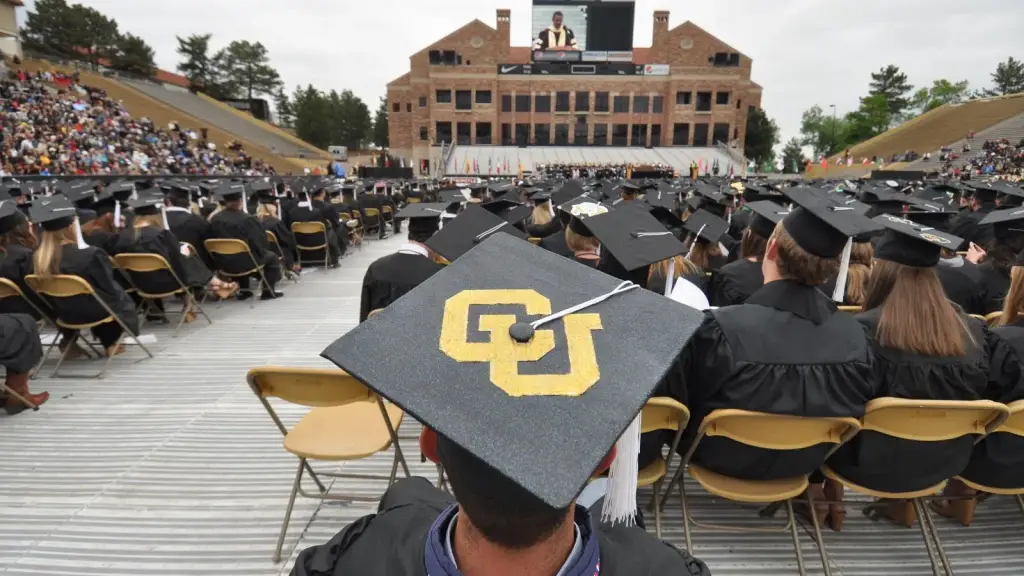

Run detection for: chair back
[[114, 253, 173, 274], [367, 308, 384, 318], [382, 205, 393, 215], [205, 238, 252, 256], [364, 208, 380, 217], [528, 237, 542, 245], [339, 213, 352, 223], [985, 311, 1003, 326], [696, 409, 861, 453], [25, 274, 94, 298], [838, 306, 862, 313], [266, 230, 279, 246], [993, 400, 1024, 438], [407, 197, 421, 204], [247, 366, 375, 408], [641, 397, 690, 434], [292, 221, 326, 235], [861, 398, 1010, 443], [0, 277, 24, 300]]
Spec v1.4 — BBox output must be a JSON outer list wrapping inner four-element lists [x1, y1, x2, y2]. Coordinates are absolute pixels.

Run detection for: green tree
[[274, 90, 294, 129], [216, 40, 283, 101], [780, 138, 806, 174], [22, 0, 75, 57], [743, 107, 779, 167], [910, 79, 971, 115], [68, 4, 119, 70], [330, 89, 372, 149], [176, 34, 217, 89], [372, 96, 389, 148], [845, 93, 892, 144], [799, 105, 851, 157], [109, 32, 157, 77], [292, 85, 331, 148], [984, 57, 1024, 96], [869, 64, 914, 119]]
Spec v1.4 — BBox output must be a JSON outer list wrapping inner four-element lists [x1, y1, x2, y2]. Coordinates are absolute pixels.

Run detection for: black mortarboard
[[905, 209, 958, 232], [425, 203, 528, 261], [439, 188, 469, 204], [979, 207, 1024, 240], [501, 205, 533, 226], [29, 195, 78, 231], [564, 201, 611, 237], [683, 209, 729, 245], [858, 187, 909, 217], [746, 200, 790, 239], [248, 180, 274, 196], [320, 233, 704, 510], [581, 204, 687, 272], [779, 187, 883, 258], [873, 213, 963, 268], [397, 202, 456, 237], [215, 183, 247, 202], [968, 181, 1000, 204], [63, 185, 97, 209], [125, 197, 163, 216], [104, 180, 136, 202], [692, 181, 726, 205], [481, 199, 521, 217], [0, 200, 26, 235], [742, 184, 784, 204], [3, 181, 23, 198]]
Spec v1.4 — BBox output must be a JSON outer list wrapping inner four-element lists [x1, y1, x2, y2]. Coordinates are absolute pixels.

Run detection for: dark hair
[[553, 10, 563, 19], [771, 222, 840, 286], [408, 227, 434, 244], [168, 194, 190, 209], [0, 218, 36, 250], [438, 435, 570, 549], [739, 228, 767, 260], [986, 235, 1024, 275]]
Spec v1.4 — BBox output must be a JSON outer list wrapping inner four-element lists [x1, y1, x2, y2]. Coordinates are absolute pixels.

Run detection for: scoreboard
[[531, 0, 636, 53]]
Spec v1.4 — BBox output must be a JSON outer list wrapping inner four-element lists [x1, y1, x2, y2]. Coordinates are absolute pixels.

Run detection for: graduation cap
[[967, 181, 1002, 204], [320, 232, 705, 515], [905, 209, 958, 232], [3, 180, 23, 198], [126, 196, 171, 229], [425, 203, 529, 261], [979, 207, 1024, 240], [29, 195, 88, 248], [683, 209, 730, 248], [63, 185, 97, 209], [248, 180, 274, 197], [742, 184, 784, 204], [0, 199, 27, 235], [745, 200, 790, 239], [439, 188, 468, 204], [396, 202, 456, 237], [858, 187, 909, 216], [480, 198, 521, 217], [581, 204, 687, 277], [215, 183, 247, 201], [873, 213, 963, 268]]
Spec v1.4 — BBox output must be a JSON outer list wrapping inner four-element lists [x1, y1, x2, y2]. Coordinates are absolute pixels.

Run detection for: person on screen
[[533, 11, 579, 51]]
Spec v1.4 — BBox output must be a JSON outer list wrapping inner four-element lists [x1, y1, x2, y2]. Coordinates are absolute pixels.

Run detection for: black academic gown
[[540, 227, 573, 259], [670, 280, 878, 480], [209, 209, 281, 289], [83, 229, 119, 255], [315, 199, 348, 254], [728, 209, 750, 242], [826, 309, 1012, 492], [166, 208, 214, 269], [0, 244, 53, 319], [360, 249, 445, 322], [51, 244, 138, 334], [287, 202, 341, 265], [113, 226, 212, 290], [948, 202, 997, 251], [0, 313, 42, 373], [708, 259, 763, 307], [977, 261, 1010, 314], [290, 477, 710, 576], [936, 258, 986, 314], [960, 320, 1024, 488], [260, 216, 297, 270]]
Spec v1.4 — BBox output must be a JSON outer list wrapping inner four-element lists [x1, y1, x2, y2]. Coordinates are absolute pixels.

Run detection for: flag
[[505, 157, 510, 173], [474, 159, 479, 174], [385, 156, 391, 168], [464, 158, 470, 174], [488, 156, 493, 174], [517, 162, 523, 180]]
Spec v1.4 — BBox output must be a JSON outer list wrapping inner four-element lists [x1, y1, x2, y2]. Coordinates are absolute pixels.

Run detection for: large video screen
[[532, 0, 636, 53]]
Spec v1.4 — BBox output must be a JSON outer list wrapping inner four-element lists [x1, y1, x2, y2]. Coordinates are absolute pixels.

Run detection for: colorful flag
[[464, 158, 470, 174], [488, 156, 493, 174], [474, 159, 479, 174]]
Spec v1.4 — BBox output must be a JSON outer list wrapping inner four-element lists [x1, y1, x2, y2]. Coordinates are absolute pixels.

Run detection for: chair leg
[[919, 498, 954, 576], [912, 498, 946, 576], [273, 458, 305, 563], [191, 293, 213, 326], [805, 488, 833, 576], [49, 331, 79, 378], [124, 329, 154, 360], [96, 333, 125, 379], [32, 331, 60, 379], [653, 478, 663, 539], [1, 383, 39, 411], [388, 447, 400, 487], [785, 499, 808, 576], [680, 476, 693, 553], [377, 400, 410, 478], [1016, 495, 1024, 517], [660, 461, 686, 512]]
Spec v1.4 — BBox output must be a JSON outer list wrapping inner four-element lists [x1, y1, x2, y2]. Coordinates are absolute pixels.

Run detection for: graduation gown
[[0, 244, 52, 319], [83, 229, 119, 255], [50, 245, 138, 334], [977, 261, 1010, 314], [360, 248, 445, 322], [708, 258, 764, 307], [287, 203, 341, 264], [936, 257, 986, 314], [671, 280, 878, 480], [960, 320, 1024, 488], [728, 209, 750, 242], [540, 227, 573, 259], [948, 202, 996, 251], [0, 313, 42, 373], [166, 207, 214, 269], [209, 209, 274, 274], [290, 478, 710, 576], [260, 216, 297, 270], [113, 226, 212, 291], [826, 310, 1006, 492]]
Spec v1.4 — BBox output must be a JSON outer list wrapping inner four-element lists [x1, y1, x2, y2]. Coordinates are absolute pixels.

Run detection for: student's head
[[844, 240, 874, 307], [739, 228, 768, 260], [531, 203, 553, 226], [763, 221, 840, 286], [647, 255, 700, 284], [565, 227, 598, 254], [168, 192, 191, 209], [32, 222, 76, 277], [407, 219, 438, 244], [686, 239, 722, 271], [0, 215, 36, 251], [256, 202, 277, 220], [1001, 263, 1024, 326]]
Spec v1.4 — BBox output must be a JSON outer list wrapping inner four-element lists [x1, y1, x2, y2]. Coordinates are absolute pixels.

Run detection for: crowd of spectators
[[538, 162, 676, 179], [940, 138, 1024, 180], [0, 69, 275, 177]]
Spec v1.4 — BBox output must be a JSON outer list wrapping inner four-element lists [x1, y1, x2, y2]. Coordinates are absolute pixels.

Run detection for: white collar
[[397, 242, 429, 258], [165, 206, 191, 213]]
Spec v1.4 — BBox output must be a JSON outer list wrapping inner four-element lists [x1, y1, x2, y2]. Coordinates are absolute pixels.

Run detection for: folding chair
[[954, 399, 1024, 519], [821, 399, 1009, 576], [969, 314, 987, 323], [362, 207, 381, 237], [204, 238, 273, 308], [528, 237, 542, 245], [407, 197, 421, 204], [984, 311, 1003, 326], [113, 253, 212, 336], [837, 306, 862, 314], [25, 274, 154, 379], [339, 213, 363, 249], [247, 366, 409, 562], [266, 231, 299, 283], [382, 204, 394, 231], [639, 397, 690, 539], [367, 308, 384, 319], [660, 410, 861, 576], [290, 221, 330, 268]]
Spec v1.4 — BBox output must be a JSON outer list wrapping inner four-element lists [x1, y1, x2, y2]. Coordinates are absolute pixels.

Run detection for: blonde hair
[[999, 266, 1024, 326], [256, 202, 278, 220], [565, 228, 599, 254], [647, 255, 701, 284], [207, 205, 225, 221], [531, 205, 553, 226], [687, 242, 722, 271], [33, 225, 77, 277]]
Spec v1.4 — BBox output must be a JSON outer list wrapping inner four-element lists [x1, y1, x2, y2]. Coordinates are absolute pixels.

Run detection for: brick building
[[387, 8, 761, 170]]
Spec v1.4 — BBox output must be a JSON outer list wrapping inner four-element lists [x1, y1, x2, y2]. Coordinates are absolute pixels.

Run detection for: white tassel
[[276, 199, 282, 218], [160, 204, 169, 231], [718, 242, 730, 258], [832, 237, 853, 303], [113, 202, 121, 229], [664, 258, 676, 297], [74, 217, 87, 249], [242, 196, 248, 214], [602, 414, 641, 527]]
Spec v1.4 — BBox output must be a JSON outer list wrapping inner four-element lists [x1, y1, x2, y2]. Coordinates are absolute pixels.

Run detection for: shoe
[[237, 291, 254, 301], [824, 478, 847, 531], [3, 373, 48, 415], [260, 290, 284, 300]]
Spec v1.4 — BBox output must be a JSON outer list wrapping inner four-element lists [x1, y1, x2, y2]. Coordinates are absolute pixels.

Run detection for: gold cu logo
[[439, 290, 602, 398], [919, 232, 951, 245]]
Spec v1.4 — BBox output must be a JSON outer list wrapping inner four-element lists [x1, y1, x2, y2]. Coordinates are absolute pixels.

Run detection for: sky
[[19, 0, 1024, 147]]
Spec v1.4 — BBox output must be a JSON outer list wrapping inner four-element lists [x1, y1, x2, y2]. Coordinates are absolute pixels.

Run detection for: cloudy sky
[[19, 0, 1023, 146]]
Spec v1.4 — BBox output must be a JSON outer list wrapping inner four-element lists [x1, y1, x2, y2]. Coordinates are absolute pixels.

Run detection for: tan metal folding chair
[[984, 311, 1003, 326], [837, 306, 862, 314], [528, 237, 542, 245], [362, 207, 381, 237], [366, 308, 384, 319], [266, 230, 299, 283], [407, 197, 421, 204], [339, 213, 363, 249], [204, 238, 273, 308], [639, 397, 690, 539], [821, 398, 1009, 576], [660, 409, 861, 576], [954, 399, 1024, 518], [290, 221, 330, 268], [247, 366, 409, 562], [113, 253, 212, 336], [25, 274, 154, 379]]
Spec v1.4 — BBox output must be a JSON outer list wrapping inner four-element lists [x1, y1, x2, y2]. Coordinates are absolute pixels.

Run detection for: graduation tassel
[[113, 201, 122, 229], [73, 217, 87, 249], [242, 195, 248, 214], [602, 414, 641, 527], [685, 224, 707, 260], [160, 204, 170, 231], [664, 258, 676, 297], [832, 237, 854, 303]]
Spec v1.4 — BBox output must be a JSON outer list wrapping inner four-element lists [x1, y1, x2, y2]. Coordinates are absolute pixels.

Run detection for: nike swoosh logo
[[500, 66, 517, 73]]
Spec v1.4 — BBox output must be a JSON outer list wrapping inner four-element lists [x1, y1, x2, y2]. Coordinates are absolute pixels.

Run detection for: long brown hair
[[771, 222, 840, 286], [999, 266, 1024, 326], [0, 219, 37, 251], [687, 241, 722, 271], [647, 255, 701, 284], [844, 241, 874, 307], [81, 213, 115, 235], [33, 225, 77, 277], [739, 228, 767, 260], [863, 259, 968, 356]]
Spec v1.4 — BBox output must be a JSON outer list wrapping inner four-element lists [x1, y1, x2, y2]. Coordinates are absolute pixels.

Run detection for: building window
[[711, 52, 740, 67], [633, 95, 650, 114], [515, 123, 530, 146], [575, 91, 589, 112], [613, 95, 630, 113], [476, 90, 493, 105], [693, 123, 710, 146], [419, 96, 427, 107], [593, 124, 608, 146], [436, 121, 452, 144], [676, 91, 692, 106], [406, 103, 412, 112], [673, 123, 690, 146], [534, 123, 550, 145], [736, 99, 742, 109], [696, 92, 712, 112], [595, 92, 610, 112], [716, 92, 730, 105], [535, 94, 551, 113], [651, 125, 662, 147], [515, 94, 531, 112], [713, 123, 730, 145], [476, 122, 492, 145], [574, 119, 588, 144], [612, 124, 628, 146], [501, 123, 512, 145], [652, 96, 663, 114], [501, 94, 512, 112], [554, 123, 570, 145], [555, 91, 570, 112], [419, 126, 429, 141], [630, 124, 648, 147], [734, 127, 740, 140], [457, 122, 472, 145], [456, 90, 472, 110], [436, 90, 452, 104]]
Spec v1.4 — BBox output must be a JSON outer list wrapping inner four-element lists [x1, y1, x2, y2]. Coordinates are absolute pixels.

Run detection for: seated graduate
[[377, 184, 401, 234], [163, 183, 215, 270], [308, 232, 710, 576], [975, 207, 1024, 313], [820, 215, 1021, 529], [0, 313, 46, 414], [81, 181, 134, 255], [539, 198, 573, 259], [287, 188, 342, 267], [525, 194, 561, 238], [906, 209, 986, 314], [708, 200, 784, 307], [313, 183, 349, 256], [30, 196, 139, 357], [564, 202, 608, 268], [820, 233, 875, 308], [358, 185, 387, 239], [358, 203, 448, 323], [667, 186, 884, 481], [611, 182, 641, 206], [689, 182, 739, 258], [681, 208, 730, 278], [209, 183, 283, 301], [254, 192, 299, 275], [0, 202, 53, 318]]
